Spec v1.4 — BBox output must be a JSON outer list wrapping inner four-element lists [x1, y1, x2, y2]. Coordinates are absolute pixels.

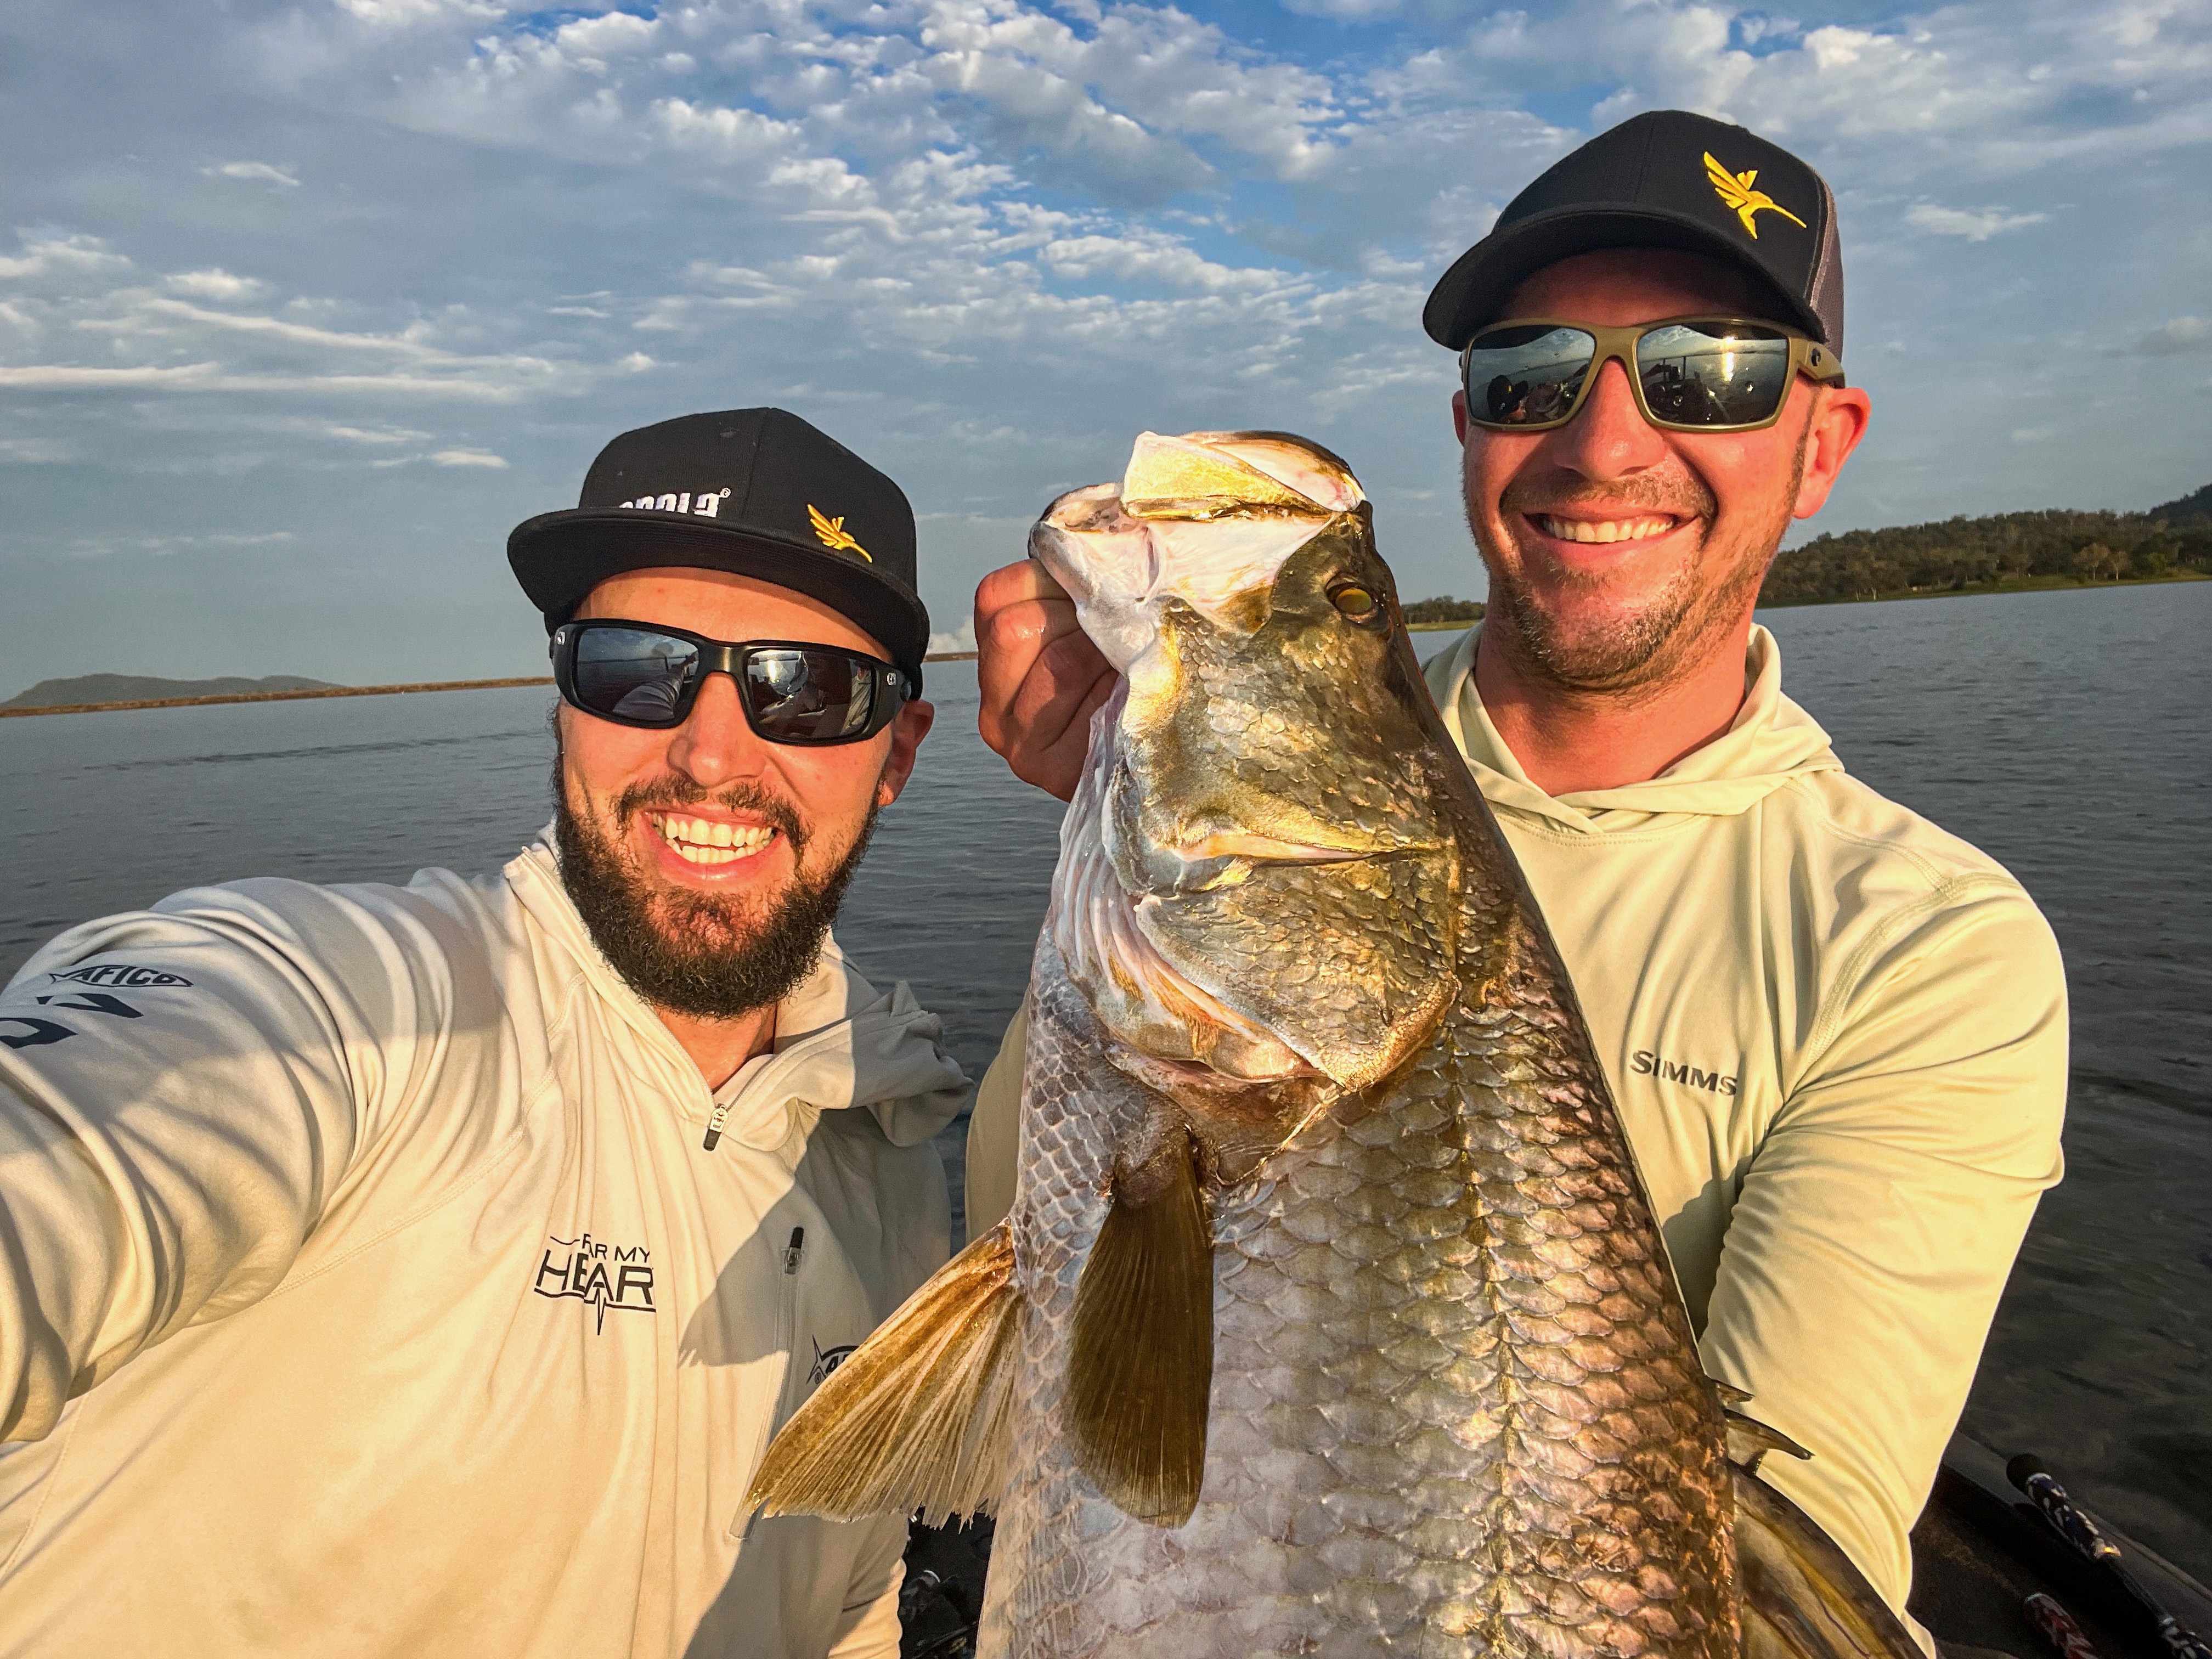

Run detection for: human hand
[[975, 559, 1118, 802]]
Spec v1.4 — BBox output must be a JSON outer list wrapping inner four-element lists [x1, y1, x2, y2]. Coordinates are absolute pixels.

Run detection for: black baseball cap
[[509, 408, 931, 684], [1423, 110, 1844, 359]]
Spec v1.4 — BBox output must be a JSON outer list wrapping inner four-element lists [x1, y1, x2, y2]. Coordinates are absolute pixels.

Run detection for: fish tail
[[747, 1221, 1020, 1526], [1735, 1462, 1925, 1659]]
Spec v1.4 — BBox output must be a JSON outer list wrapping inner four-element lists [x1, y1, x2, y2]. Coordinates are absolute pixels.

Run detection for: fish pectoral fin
[[1734, 1463, 1923, 1659], [746, 1221, 1019, 1527], [1067, 1133, 1214, 1528], [1726, 1407, 1813, 1471]]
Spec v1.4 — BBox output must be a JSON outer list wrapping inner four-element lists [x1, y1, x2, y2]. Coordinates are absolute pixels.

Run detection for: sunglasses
[[1460, 317, 1844, 435], [551, 619, 909, 743]]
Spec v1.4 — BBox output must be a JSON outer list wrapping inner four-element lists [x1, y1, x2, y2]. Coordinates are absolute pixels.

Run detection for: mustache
[[1500, 471, 1716, 523], [612, 776, 809, 857]]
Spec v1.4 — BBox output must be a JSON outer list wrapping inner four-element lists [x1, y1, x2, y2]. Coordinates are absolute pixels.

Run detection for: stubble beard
[[551, 738, 882, 1020], [1477, 425, 1808, 700]]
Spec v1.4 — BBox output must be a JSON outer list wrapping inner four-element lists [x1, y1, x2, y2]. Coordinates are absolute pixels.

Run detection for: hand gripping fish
[[751, 430, 1922, 1659]]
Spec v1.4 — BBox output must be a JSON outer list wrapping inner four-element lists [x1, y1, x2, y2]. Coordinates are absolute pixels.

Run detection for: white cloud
[[1905, 204, 2051, 241], [428, 448, 507, 467], [0, 233, 132, 281], [2011, 426, 2057, 444], [0, 362, 560, 400], [334, 0, 502, 29], [69, 529, 297, 557], [203, 161, 299, 187], [619, 352, 657, 371], [928, 619, 978, 656], [0, 437, 75, 463], [11, 281, 593, 403], [165, 268, 270, 301], [0, 363, 222, 388], [1278, 0, 1405, 15], [317, 422, 433, 444], [2136, 316, 2209, 355], [1039, 230, 1288, 294]]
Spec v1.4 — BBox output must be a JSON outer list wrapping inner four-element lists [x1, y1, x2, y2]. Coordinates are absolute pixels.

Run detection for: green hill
[[1762, 483, 2212, 606], [2, 673, 340, 710], [2150, 481, 2212, 522]]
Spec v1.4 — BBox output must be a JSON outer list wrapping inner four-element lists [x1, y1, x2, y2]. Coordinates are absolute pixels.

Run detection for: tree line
[[1758, 482, 2212, 606], [1401, 596, 1486, 624]]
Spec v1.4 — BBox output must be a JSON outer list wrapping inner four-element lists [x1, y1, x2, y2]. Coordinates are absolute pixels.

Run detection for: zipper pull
[[702, 1101, 731, 1152], [783, 1227, 805, 1275]]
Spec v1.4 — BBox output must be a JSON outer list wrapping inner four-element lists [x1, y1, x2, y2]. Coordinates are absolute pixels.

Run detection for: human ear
[[877, 698, 935, 806], [1792, 383, 1872, 521]]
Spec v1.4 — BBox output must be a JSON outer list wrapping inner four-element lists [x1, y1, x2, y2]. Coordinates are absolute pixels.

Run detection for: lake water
[[2, 582, 2206, 1578]]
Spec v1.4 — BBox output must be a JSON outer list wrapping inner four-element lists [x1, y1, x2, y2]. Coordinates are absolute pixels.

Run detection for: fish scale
[[977, 861, 1735, 1657]]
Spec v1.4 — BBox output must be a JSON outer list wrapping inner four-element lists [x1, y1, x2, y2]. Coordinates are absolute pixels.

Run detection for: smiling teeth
[[1538, 514, 1674, 544], [654, 814, 775, 865]]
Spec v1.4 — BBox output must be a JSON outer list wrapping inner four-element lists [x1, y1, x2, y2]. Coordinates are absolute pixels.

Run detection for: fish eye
[[1329, 583, 1380, 622]]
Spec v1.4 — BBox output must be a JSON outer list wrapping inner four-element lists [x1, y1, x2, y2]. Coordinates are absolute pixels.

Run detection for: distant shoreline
[[0, 652, 988, 720], [6, 579, 2194, 719], [1757, 569, 2208, 610]]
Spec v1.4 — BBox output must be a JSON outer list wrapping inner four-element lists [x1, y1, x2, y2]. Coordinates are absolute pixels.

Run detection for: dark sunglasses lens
[[743, 648, 883, 743], [1636, 323, 1792, 427], [571, 627, 700, 725], [1465, 325, 1596, 426]]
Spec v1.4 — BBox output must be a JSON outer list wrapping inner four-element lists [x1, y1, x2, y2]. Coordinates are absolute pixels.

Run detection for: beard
[[552, 744, 881, 1021], [1479, 424, 1808, 698]]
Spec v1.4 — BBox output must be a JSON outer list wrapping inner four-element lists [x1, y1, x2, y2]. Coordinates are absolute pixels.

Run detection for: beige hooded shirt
[[0, 837, 968, 1659], [966, 624, 2068, 1625]]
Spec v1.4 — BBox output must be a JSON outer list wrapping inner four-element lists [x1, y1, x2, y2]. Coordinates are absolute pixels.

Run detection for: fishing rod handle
[[2154, 1614, 2212, 1659], [2008, 1456, 2211, 1659], [2027, 1593, 2104, 1659], [2011, 1460, 2120, 1564]]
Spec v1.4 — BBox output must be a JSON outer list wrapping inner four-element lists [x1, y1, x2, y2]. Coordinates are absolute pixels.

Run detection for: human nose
[[1543, 354, 1667, 481], [665, 670, 767, 789]]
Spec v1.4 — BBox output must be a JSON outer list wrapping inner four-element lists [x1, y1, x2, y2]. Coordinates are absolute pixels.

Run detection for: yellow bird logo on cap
[[807, 504, 870, 563], [1705, 152, 1807, 240]]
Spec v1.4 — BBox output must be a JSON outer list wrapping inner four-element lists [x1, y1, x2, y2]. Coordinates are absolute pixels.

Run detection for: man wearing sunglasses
[[0, 408, 967, 1657], [966, 110, 2066, 1648]]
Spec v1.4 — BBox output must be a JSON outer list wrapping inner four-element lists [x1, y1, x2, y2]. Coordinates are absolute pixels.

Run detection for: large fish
[[751, 430, 1922, 1659]]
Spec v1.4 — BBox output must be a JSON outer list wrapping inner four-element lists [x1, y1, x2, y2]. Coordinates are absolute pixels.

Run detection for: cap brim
[[1422, 205, 1826, 349], [508, 509, 932, 681]]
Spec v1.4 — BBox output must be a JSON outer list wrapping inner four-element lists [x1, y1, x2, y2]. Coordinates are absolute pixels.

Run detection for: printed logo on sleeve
[[1630, 1048, 1741, 1096], [49, 963, 193, 988], [806, 1339, 857, 1389], [3, 980, 158, 1048], [534, 1233, 655, 1334]]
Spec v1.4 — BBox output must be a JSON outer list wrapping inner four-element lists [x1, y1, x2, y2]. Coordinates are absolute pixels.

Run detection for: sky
[[3, 0, 2208, 692]]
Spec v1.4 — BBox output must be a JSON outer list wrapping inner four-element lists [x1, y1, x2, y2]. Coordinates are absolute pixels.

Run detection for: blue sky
[[3, 0, 2208, 690]]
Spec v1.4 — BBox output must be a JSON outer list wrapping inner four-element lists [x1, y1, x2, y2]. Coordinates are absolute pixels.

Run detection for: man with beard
[[0, 409, 966, 1658], [963, 112, 2067, 1648]]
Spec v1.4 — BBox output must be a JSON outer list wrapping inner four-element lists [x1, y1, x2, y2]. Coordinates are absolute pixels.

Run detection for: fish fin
[[1726, 1408, 1813, 1471], [1067, 1133, 1214, 1527], [747, 1221, 1019, 1526], [1713, 1381, 1755, 1407], [1734, 1463, 1923, 1659]]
